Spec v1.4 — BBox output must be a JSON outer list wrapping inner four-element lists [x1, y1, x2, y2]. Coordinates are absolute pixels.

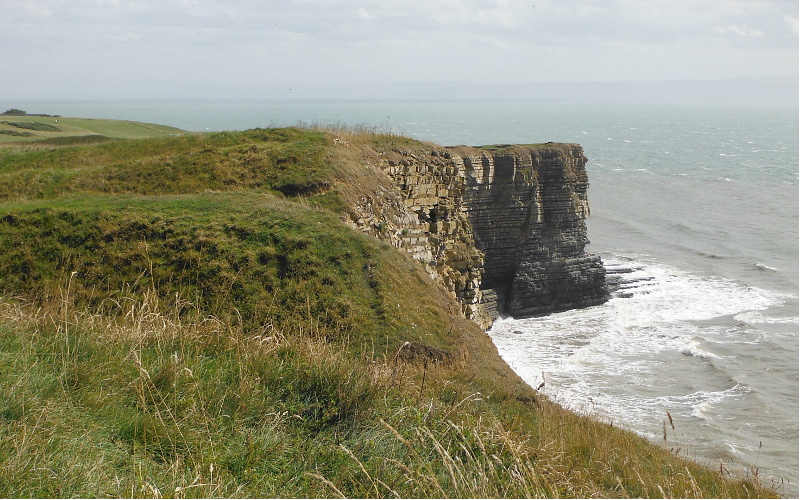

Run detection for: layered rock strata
[[344, 141, 608, 327], [456, 145, 609, 318]]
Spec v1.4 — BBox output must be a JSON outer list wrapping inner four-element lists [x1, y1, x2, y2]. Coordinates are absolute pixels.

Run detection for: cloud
[[0, 0, 796, 98], [4, 0, 793, 49], [355, 7, 374, 21], [714, 25, 765, 37], [785, 14, 800, 35]]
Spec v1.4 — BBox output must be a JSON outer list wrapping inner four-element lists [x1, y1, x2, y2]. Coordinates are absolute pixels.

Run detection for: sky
[[2, 0, 798, 99]]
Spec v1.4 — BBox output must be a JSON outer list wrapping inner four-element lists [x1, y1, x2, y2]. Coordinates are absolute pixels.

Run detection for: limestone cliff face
[[456, 145, 609, 318], [343, 141, 608, 327]]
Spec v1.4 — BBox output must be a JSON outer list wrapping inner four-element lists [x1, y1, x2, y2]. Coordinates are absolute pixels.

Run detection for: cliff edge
[[343, 140, 609, 326]]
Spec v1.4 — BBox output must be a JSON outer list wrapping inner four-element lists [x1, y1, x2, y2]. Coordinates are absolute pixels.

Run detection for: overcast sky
[[3, 0, 798, 99]]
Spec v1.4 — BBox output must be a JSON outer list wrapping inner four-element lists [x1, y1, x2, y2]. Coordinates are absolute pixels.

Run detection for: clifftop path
[[344, 141, 610, 327]]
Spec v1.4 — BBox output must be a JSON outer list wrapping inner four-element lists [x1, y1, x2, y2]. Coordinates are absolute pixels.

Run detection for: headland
[[0, 118, 775, 497]]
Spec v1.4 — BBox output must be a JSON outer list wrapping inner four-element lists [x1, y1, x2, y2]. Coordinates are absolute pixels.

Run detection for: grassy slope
[[0, 115, 184, 144], [0, 124, 778, 498]]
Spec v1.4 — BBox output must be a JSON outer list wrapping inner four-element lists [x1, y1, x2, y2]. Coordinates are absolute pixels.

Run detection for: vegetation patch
[[34, 134, 114, 146], [1, 108, 31, 116], [0, 129, 33, 137], [0, 192, 454, 351], [0, 128, 339, 201], [2, 120, 61, 132]]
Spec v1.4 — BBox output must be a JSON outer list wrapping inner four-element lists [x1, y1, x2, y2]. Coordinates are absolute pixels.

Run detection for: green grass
[[0, 128, 337, 201], [0, 292, 775, 498], [0, 115, 184, 144], [0, 191, 454, 352], [0, 125, 780, 498]]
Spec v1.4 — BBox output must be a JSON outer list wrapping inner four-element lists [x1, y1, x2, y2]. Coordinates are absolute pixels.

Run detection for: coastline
[[0, 109, 792, 496]]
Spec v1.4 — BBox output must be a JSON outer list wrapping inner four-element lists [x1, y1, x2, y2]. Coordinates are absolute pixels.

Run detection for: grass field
[[0, 122, 779, 498], [0, 115, 184, 144]]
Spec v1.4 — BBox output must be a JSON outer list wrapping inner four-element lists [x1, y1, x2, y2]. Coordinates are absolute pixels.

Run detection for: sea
[[5, 98, 798, 496]]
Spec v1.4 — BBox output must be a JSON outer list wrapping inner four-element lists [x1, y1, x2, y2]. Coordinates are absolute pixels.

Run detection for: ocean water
[[5, 98, 798, 495]]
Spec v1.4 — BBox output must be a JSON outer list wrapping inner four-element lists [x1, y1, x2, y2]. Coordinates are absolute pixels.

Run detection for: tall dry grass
[[0, 280, 779, 499]]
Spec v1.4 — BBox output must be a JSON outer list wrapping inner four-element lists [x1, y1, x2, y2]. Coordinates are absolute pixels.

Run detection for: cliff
[[345, 141, 609, 326]]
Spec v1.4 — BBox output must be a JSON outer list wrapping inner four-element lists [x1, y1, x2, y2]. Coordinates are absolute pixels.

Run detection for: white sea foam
[[733, 310, 799, 325], [603, 255, 785, 323], [755, 262, 778, 272], [489, 253, 788, 459], [654, 385, 750, 420], [679, 338, 720, 359]]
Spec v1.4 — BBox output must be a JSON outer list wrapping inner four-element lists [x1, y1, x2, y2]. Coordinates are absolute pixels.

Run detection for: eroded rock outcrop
[[455, 145, 609, 318], [343, 140, 609, 327]]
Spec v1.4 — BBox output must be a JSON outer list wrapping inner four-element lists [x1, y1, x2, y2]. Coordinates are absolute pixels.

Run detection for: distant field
[[0, 115, 185, 144]]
